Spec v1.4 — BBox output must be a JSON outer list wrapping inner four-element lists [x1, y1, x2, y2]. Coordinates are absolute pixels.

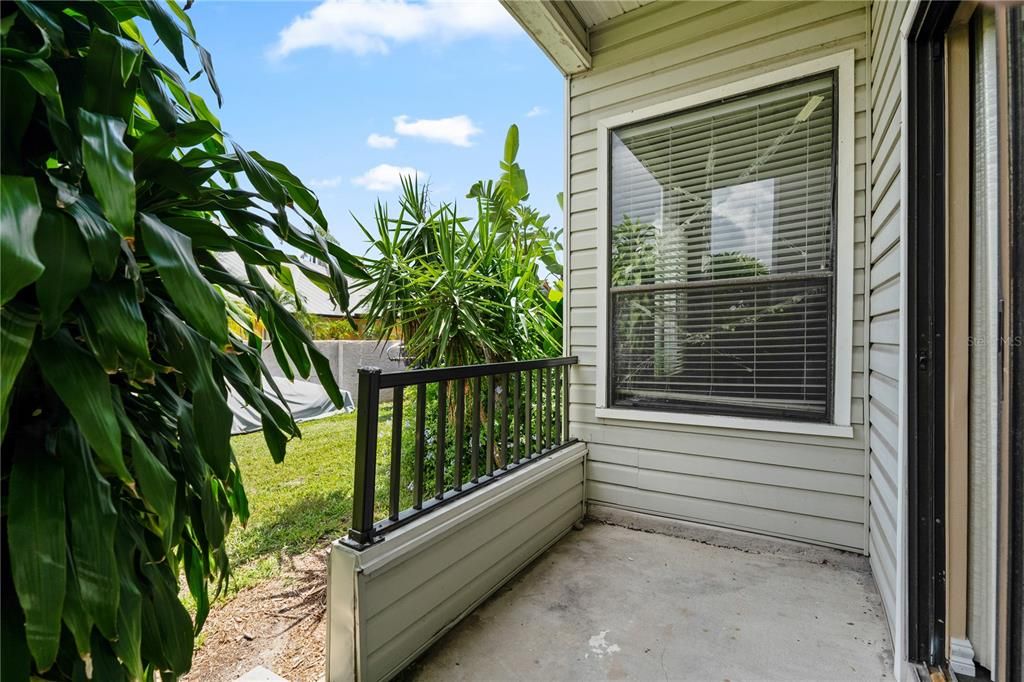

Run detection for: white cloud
[[270, 0, 519, 58], [309, 176, 344, 189], [393, 114, 480, 147], [352, 164, 425, 191], [367, 133, 398, 149], [526, 106, 546, 118]]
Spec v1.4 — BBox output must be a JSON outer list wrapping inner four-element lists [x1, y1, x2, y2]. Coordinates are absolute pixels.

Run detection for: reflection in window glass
[[608, 73, 836, 421]]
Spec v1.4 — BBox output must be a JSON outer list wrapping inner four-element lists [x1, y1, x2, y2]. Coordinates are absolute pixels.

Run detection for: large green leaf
[[182, 541, 209, 634], [141, 213, 227, 346], [79, 109, 136, 238], [140, 63, 177, 132], [60, 426, 119, 638], [65, 195, 122, 279], [7, 449, 66, 671], [80, 279, 150, 362], [113, 570, 143, 682], [4, 58, 63, 116], [126, 429, 176, 538], [34, 209, 92, 336], [61, 559, 92, 656], [195, 43, 222, 108], [231, 142, 287, 206], [0, 175, 44, 305], [83, 27, 142, 119], [0, 307, 36, 439], [140, 562, 193, 674], [34, 331, 130, 482], [144, 0, 187, 71], [155, 307, 232, 478]]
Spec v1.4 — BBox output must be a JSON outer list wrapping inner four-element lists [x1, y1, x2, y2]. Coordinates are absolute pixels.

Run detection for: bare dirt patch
[[185, 547, 329, 682]]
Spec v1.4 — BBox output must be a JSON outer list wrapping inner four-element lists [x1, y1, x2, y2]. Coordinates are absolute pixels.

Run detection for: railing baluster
[[554, 365, 562, 444], [563, 363, 570, 445], [454, 378, 465, 491], [486, 375, 495, 476], [499, 374, 509, 469], [535, 368, 543, 453], [389, 386, 403, 521], [513, 372, 521, 463], [471, 376, 481, 483], [349, 357, 578, 546], [546, 366, 553, 449], [414, 382, 426, 509], [525, 370, 532, 458], [349, 367, 381, 546], [436, 380, 447, 499]]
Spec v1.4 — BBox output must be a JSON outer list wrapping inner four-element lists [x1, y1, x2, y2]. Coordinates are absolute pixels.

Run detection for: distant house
[[216, 250, 363, 321]]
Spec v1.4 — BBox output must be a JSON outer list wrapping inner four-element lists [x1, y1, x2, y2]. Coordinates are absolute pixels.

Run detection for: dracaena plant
[[0, 2, 366, 679], [357, 124, 563, 368]]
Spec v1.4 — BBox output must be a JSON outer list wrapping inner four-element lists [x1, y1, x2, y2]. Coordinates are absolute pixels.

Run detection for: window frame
[[594, 50, 856, 438]]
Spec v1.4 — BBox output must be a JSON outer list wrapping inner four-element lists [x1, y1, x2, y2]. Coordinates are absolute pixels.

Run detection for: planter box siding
[[565, 1, 872, 552], [327, 443, 586, 682]]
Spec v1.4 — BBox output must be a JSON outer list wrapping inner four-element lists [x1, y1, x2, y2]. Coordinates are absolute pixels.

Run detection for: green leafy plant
[[357, 125, 563, 368], [0, 2, 366, 679]]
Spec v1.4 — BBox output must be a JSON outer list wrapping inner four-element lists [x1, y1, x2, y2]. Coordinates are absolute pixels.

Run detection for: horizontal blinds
[[608, 73, 836, 420]]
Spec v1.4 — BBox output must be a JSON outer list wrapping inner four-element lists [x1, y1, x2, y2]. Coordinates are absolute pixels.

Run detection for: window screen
[[608, 73, 836, 421]]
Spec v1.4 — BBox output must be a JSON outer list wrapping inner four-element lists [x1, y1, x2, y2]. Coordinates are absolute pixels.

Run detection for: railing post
[[563, 363, 570, 444], [348, 367, 382, 546]]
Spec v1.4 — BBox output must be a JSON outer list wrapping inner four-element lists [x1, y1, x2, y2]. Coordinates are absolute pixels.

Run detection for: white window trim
[[594, 50, 857, 439]]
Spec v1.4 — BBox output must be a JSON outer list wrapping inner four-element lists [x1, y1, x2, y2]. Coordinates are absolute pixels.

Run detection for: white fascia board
[[500, 0, 591, 75]]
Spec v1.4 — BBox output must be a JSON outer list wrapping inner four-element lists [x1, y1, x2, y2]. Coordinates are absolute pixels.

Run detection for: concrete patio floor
[[403, 518, 893, 681]]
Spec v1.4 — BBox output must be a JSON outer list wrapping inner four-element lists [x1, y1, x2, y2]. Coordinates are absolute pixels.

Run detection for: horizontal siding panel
[[589, 460, 639, 487], [869, 343, 900, 381], [869, 512, 898, 619], [638, 448, 865, 496], [636, 469, 863, 522], [575, 423, 864, 472], [870, 277, 900, 315], [574, 2, 863, 98], [870, 242, 901, 288], [870, 210, 900, 261], [572, 42, 868, 134], [588, 1, 725, 55], [588, 1, 794, 64], [589, 481, 865, 550], [869, 453, 897, 538], [870, 311, 900, 345]]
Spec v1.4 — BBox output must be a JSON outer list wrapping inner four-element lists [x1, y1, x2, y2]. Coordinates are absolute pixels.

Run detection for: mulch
[[184, 548, 330, 682]]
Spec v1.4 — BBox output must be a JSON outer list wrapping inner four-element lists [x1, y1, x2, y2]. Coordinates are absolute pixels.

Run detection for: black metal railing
[[345, 356, 578, 548]]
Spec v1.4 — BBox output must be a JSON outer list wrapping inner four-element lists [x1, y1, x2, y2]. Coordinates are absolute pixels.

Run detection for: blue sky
[[177, 0, 565, 256]]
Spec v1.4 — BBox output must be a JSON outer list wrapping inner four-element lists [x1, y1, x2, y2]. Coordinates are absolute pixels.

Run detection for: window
[[600, 66, 851, 425]]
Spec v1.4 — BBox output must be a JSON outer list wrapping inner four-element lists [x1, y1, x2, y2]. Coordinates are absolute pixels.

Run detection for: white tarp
[[229, 378, 354, 435]]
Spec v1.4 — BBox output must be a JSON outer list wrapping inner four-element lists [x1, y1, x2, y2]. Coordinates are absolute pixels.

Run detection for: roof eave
[[500, 0, 591, 76]]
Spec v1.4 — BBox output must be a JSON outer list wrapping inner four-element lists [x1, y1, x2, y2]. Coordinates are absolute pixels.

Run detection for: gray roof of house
[[216, 251, 365, 317]]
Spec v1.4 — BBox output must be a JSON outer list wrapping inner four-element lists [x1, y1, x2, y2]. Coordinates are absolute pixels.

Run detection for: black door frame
[[905, 0, 959, 668], [1007, 5, 1023, 677]]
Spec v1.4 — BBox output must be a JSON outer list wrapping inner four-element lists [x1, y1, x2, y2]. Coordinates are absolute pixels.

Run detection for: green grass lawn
[[220, 406, 396, 597], [225, 412, 359, 594]]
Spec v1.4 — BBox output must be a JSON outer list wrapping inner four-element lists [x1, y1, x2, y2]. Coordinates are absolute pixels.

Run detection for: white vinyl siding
[[866, 0, 909, 644], [566, 1, 870, 552]]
